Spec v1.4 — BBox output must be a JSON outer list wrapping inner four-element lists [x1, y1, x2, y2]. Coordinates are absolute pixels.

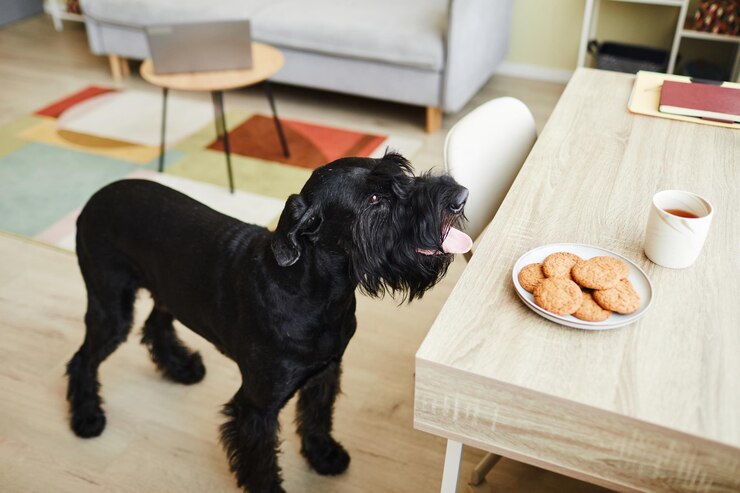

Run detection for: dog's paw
[[71, 406, 107, 438], [163, 351, 206, 385], [234, 473, 286, 493], [239, 484, 286, 493], [301, 436, 350, 476]]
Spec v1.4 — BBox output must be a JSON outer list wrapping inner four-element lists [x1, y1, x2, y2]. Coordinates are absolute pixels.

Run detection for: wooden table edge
[[413, 419, 637, 492], [414, 357, 740, 492], [413, 356, 740, 452]]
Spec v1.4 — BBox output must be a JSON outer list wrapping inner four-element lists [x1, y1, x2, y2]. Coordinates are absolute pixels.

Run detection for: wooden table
[[414, 68, 740, 492], [140, 42, 290, 192]]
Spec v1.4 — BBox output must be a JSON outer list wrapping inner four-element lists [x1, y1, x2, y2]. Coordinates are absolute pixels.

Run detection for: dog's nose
[[449, 188, 469, 214]]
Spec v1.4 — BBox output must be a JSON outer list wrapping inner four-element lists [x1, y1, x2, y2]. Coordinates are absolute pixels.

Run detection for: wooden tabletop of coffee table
[[140, 42, 284, 92]]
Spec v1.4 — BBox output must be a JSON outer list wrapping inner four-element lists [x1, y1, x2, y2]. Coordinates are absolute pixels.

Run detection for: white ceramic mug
[[643, 190, 714, 269]]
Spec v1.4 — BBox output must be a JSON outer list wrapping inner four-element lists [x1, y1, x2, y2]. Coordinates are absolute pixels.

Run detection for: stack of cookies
[[517, 252, 640, 321]]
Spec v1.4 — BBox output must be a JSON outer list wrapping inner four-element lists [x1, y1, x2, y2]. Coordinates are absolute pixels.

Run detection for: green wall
[[506, 0, 678, 70], [505, 0, 732, 76]]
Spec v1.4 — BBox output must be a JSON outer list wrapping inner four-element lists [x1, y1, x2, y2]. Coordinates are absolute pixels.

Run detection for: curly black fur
[[295, 362, 350, 475], [65, 152, 468, 493], [349, 159, 464, 301], [141, 308, 206, 385], [220, 388, 284, 493]]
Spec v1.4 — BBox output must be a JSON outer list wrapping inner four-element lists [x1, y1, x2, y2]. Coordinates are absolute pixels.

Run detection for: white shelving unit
[[680, 26, 740, 80], [44, 0, 83, 31], [578, 0, 740, 81]]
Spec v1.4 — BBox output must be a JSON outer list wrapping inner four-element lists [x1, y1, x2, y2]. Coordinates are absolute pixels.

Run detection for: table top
[[140, 42, 284, 92], [416, 68, 739, 450]]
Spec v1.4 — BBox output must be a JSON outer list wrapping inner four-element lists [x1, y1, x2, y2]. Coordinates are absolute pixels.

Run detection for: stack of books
[[627, 71, 740, 128]]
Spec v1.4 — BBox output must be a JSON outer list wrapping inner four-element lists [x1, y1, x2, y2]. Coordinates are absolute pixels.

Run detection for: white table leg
[[440, 439, 463, 493]]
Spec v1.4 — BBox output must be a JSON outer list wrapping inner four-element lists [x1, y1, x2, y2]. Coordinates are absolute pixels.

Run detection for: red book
[[659, 80, 740, 123]]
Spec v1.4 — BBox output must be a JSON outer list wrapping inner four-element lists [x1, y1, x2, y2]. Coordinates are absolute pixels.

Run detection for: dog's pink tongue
[[416, 227, 473, 256], [442, 226, 473, 254]]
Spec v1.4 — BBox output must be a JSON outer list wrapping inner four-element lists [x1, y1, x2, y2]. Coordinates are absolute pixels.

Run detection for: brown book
[[659, 80, 740, 123]]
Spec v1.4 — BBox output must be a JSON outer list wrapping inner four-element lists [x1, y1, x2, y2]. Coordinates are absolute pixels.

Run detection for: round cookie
[[533, 278, 583, 316], [518, 263, 546, 293], [573, 291, 612, 322], [542, 252, 583, 280], [593, 279, 640, 314], [571, 256, 629, 290]]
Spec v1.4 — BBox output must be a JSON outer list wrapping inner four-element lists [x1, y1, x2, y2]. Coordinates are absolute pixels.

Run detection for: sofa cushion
[[79, 0, 271, 26], [80, 0, 448, 71], [252, 0, 448, 71]]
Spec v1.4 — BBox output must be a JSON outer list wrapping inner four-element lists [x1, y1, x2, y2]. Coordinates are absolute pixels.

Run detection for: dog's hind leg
[[295, 362, 350, 475], [66, 269, 137, 438], [141, 306, 205, 385]]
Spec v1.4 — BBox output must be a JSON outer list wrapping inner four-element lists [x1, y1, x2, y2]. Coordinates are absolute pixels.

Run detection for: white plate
[[512, 243, 653, 330]]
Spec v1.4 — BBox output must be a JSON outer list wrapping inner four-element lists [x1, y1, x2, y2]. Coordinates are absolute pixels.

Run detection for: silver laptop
[[145, 20, 253, 74]]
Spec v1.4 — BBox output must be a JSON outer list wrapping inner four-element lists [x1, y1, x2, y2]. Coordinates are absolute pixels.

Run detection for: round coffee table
[[140, 42, 290, 193]]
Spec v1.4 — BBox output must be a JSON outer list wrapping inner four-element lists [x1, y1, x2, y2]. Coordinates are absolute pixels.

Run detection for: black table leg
[[263, 82, 290, 158], [158, 87, 169, 172], [212, 90, 235, 194]]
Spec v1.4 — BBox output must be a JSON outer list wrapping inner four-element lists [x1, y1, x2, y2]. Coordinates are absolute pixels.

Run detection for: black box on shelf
[[588, 40, 670, 74]]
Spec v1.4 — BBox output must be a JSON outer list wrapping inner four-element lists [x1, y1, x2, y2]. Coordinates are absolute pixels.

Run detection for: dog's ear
[[271, 194, 312, 267]]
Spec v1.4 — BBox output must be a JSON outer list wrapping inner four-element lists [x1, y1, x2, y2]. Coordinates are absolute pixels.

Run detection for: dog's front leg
[[220, 386, 284, 493], [295, 361, 350, 475]]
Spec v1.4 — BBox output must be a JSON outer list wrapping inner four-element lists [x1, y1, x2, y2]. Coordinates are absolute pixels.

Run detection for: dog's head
[[271, 152, 471, 301]]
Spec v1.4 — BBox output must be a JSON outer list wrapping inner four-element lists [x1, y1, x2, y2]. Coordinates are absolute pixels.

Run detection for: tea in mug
[[663, 208, 699, 219]]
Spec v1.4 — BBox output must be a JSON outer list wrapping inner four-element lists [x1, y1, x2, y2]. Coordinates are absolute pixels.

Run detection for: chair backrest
[[444, 97, 537, 242]]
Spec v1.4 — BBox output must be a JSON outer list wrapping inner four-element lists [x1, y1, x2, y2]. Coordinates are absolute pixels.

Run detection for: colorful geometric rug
[[0, 85, 421, 251], [57, 89, 216, 147]]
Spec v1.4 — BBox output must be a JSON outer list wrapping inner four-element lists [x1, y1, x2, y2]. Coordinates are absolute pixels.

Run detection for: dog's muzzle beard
[[350, 188, 470, 302]]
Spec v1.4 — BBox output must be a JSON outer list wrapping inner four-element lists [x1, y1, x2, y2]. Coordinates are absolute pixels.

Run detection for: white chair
[[443, 97, 536, 490], [444, 96, 537, 260]]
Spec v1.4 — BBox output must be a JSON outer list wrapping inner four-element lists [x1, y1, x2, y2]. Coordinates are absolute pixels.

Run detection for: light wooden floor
[[0, 15, 611, 493]]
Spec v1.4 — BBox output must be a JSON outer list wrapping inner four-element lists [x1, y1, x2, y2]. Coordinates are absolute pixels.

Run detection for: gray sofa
[[80, 0, 513, 131]]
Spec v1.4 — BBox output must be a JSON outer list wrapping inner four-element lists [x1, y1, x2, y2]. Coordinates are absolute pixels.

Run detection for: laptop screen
[[146, 20, 253, 74]]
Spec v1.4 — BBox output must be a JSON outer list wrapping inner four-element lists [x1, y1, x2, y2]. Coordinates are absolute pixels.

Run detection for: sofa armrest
[[441, 0, 513, 113]]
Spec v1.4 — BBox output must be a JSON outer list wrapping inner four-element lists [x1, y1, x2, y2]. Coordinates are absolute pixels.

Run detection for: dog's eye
[[369, 194, 381, 205]]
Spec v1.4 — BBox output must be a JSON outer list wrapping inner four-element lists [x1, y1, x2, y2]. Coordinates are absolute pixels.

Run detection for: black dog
[[66, 152, 471, 493]]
